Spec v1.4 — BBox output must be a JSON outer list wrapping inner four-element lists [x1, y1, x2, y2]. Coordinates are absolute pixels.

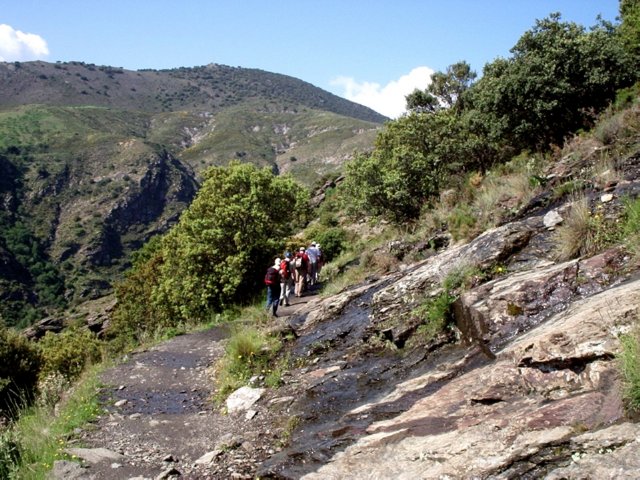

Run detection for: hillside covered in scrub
[[0, 61, 384, 327], [1, 2, 640, 479]]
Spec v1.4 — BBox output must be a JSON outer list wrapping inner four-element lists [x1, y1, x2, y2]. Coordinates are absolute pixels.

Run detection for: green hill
[[0, 61, 385, 326]]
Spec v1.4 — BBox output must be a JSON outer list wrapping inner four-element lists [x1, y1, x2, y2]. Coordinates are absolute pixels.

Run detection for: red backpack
[[280, 259, 290, 279]]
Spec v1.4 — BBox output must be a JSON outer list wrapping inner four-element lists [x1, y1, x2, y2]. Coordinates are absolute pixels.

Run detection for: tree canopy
[[345, 12, 638, 223]]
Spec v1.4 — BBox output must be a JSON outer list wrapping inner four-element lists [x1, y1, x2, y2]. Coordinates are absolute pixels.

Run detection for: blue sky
[[1, 1, 620, 117]]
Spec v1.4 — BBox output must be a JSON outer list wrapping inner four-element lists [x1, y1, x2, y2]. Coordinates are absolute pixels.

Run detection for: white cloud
[[331, 66, 435, 119], [0, 24, 49, 62]]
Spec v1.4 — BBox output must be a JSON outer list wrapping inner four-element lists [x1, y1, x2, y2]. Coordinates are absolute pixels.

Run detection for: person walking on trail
[[279, 252, 294, 307], [265, 257, 281, 316], [316, 243, 323, 282], [306, 242, 320, 286], [293, 247, 309, 297]]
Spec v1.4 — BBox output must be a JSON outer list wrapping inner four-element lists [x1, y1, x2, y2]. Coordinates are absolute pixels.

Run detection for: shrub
[[315, 227, 349, 263], [38, 328, 103, 381], [0, 328, 42, 418]]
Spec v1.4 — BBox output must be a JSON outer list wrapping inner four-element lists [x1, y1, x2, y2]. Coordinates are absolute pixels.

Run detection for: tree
[[129, 161, 309, 326], [343, 107, 495, 223], [467, 14, 636, 151], [406, 61, 477, 113], [620, 0, 640, 61]]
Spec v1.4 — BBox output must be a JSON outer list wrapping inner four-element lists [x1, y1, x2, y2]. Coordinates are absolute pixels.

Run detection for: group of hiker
[[264, 242, 323, 316]]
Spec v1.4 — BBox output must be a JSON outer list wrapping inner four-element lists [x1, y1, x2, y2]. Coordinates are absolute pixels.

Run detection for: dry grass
[[553, 197, 593, 261]]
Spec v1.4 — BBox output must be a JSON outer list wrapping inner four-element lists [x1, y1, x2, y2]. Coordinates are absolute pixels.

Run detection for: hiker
[[279, 252, 294, 307], [306, 242, 320, 286], [264, 257, 281, 316], [293, 247, 309, 297], [316, 242, 323, 282]]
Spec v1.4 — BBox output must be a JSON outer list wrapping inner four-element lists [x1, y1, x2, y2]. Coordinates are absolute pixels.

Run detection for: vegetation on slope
[[2, 2, 640, 476]]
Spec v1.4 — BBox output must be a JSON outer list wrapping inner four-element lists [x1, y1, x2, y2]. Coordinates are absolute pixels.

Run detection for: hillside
[[0, 61, 387, 123], [42, 102, 640, 479], [0, 61, 385, 326]]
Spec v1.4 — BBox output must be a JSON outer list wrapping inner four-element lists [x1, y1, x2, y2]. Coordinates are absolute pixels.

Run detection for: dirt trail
[[70, 292, 314, 480]]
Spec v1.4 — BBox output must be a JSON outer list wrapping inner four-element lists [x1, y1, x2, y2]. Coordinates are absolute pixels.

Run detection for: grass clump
[[619, 325, 640, 413], [553, 196, 620, 261], [621, 196, 640, 259], [214, 325, 282, 401], [2, 366, 102, 479], [411, 265, 481, 345]]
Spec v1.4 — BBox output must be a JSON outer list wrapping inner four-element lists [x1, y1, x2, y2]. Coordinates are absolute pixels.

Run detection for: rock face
[[301, 278, 640, 480], [259, 179, 640, 478]]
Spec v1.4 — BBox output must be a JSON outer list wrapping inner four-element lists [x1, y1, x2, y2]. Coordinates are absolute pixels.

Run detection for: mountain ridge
[[0, 61, 388, 123]]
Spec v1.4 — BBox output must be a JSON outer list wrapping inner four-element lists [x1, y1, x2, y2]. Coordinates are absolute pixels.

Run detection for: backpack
[[280, 259, 290, 279], [295, 256, 303, 269], [264, 267, 279, 285]]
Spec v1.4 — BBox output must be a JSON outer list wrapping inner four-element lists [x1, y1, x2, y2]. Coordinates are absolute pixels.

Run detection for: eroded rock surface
[[301, 279, 640, 479]]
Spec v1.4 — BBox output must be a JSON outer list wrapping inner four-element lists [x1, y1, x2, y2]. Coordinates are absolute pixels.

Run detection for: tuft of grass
[[412, 290, 456, 343], [619, 325, 640, 413], [552, 196, 620, 261], [410, 264, 480, 346], [621, 196, 640, 260], [214, 325, 282, 402]]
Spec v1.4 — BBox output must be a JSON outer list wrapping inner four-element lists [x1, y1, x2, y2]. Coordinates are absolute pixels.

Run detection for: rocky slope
[[56, 148, 640, 479]]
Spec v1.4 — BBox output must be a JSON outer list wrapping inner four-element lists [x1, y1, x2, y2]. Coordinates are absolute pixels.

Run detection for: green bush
[[113, 162, 309, 335], [38, 328, 103, 381], [0, 327, 42, 417], [315, 227, 348, 263]]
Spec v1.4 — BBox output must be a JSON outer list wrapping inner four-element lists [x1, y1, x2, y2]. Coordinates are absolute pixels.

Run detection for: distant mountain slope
[[0, 61, 385, 326], [0, 61, 387, 124]]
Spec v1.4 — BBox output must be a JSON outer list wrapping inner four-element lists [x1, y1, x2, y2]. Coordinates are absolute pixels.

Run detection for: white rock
[[195, 449, 222, 465], [226, 386, 265, 413], [543, 209, 563, 228], [601, 193, 614, 203], [245, 409, 258, 420], [114, 399, 127, 407], [66, 447, 125, 464]]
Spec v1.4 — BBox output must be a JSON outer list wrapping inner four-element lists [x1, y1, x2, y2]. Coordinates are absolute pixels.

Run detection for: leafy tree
[[343, 107, 494, 222], [109, 237, 165, 345], [620, 0, 640, 60], [467, 13, 636, 151], [406, 61, 477, 113], [113, 162, 309, 333]]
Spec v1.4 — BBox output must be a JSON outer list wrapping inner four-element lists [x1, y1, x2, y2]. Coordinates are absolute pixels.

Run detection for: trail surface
[[65, 294, 312, 480]]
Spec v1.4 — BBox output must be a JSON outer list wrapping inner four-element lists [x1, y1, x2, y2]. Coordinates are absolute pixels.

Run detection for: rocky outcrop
[[301, 278, 640, 479], [85, 150, 197, 268]]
